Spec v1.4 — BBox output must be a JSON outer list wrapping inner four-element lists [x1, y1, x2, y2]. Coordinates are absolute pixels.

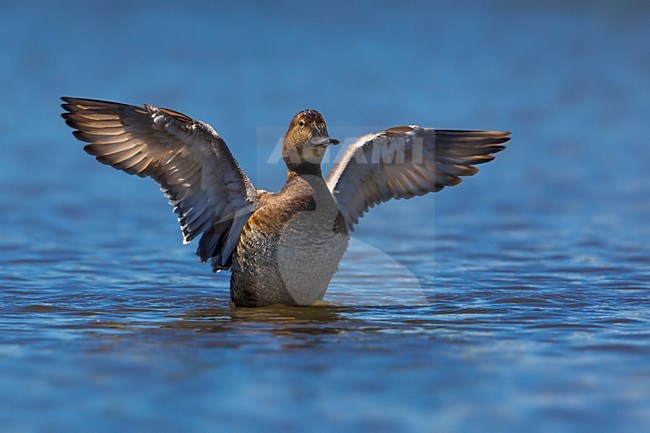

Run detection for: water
[[1, 1, 650, 432]]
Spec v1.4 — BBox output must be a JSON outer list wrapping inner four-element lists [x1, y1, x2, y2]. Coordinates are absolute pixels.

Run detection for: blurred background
[[1, 1, 649, 432]]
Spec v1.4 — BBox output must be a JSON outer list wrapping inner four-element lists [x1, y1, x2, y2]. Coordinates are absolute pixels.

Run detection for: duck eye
[[298, 120, 305, 127]]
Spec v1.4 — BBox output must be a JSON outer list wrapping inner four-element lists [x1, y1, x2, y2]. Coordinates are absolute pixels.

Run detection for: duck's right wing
[[326, 126, 510, 230], [61, 97, 257, 270]]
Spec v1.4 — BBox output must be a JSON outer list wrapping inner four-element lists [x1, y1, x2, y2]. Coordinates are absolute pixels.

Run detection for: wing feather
[[326, 126, 509, 230], [62, 96, 258, 270]]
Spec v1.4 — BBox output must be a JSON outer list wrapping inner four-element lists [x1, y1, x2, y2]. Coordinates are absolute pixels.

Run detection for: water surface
[[1, 1, 649, 432]]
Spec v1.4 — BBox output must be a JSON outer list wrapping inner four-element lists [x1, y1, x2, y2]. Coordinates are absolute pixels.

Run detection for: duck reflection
[[164, 300, 353, 345]]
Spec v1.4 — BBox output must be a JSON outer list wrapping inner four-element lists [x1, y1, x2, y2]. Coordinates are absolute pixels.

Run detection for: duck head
[[282, 110, 339, 170]]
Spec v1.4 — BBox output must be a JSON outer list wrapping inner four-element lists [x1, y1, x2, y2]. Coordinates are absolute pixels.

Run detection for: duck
[[61, 97, 510, 307]]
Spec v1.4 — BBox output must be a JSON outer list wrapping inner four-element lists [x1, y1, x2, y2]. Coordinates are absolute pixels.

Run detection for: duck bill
[[310, 136, 340, 147]]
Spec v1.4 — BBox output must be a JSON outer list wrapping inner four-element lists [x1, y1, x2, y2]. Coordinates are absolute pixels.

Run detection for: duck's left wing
[[62, 97, 258, 270], [326, 126, 510, 230]]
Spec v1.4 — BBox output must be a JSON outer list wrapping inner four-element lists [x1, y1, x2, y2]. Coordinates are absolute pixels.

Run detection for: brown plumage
[[62, 97, 510, 307], [326, 127, 510, 229]]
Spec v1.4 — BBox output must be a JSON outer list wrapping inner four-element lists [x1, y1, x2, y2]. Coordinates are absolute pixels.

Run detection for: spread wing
[[61, 96, 258, 270], [326, 126, 510, 230]]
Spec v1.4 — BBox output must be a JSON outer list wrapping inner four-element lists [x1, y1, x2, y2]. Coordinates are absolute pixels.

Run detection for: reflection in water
[[167, 303, 348, 339]]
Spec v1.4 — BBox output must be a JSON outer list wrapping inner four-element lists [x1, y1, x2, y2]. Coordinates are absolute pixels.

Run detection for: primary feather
[[326, 126, 510, 230], [61, 97, 258, 270]]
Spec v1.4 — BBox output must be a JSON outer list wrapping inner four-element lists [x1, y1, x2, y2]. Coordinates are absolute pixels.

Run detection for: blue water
[[1, 1, 649, 432]]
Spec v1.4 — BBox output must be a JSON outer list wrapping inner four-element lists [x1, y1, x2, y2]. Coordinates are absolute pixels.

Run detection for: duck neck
[[286, 162, 323, 180]]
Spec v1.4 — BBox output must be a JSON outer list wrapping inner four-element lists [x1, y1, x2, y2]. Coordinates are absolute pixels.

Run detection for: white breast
[[275, 177, 349, 305]]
